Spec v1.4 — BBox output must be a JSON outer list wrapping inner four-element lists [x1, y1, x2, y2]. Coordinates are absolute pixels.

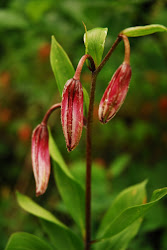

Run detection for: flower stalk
[[42, 103, 61, 125], [74, 54, 96, 80], [119, 34, 131, 64]]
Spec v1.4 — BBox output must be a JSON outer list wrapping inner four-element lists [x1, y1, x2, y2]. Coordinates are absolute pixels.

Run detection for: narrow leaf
[[49, 130, 85, 234], [16, 192, 82, 250], [5, 232, 53, 250], [50, 36, 75, 94], [121, 24, 167, 37], [100, 187, 167, 240], [16, 191, 64, 227], [84, 27, 108, 67]]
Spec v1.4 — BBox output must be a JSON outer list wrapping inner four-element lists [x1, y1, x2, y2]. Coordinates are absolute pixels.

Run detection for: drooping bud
[[98, 62, 131, 123], [31, 124, 50, 196], [61, 78, 83, 151]]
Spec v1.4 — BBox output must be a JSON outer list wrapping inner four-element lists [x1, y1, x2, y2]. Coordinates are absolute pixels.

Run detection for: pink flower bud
[[61, 78, 83, 151], [31, 124, 50, 196], [99, 62, 131, 123]]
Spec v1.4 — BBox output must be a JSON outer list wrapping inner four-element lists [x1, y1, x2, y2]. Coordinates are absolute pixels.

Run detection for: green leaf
[[97, 180, 147, 236], [16, 192, 82, 250], [52, 162, 85, 234], [50, 36, 75, 94], [94, 220, 142, 250], [0, 10, 28, 29], [84, 27, 108, 67], [121, 24, 167, 37], [99, 186, 167, 240], [49, 130, 85, 234], [5, 232, 53, 250], [16, 191, 64, 226], [41, 220, 83, 250]]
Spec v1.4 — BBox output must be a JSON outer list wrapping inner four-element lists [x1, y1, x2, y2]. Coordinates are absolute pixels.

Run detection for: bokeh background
[[0, 0, 167, 249]]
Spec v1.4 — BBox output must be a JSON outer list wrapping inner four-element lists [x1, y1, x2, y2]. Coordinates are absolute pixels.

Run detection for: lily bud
[[31, 124, 50, 196], [61, 78, 83, 151], [99, 62, 131, 123]]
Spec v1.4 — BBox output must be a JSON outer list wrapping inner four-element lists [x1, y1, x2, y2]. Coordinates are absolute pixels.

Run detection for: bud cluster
[[31, 36, 132, 196]]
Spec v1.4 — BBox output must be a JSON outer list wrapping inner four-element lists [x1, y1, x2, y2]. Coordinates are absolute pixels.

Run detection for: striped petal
[[61, 78, 83, 151], [99, 62, 131, 123]]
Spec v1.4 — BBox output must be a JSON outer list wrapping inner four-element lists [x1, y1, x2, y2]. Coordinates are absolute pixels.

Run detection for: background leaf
[[0, 10, 28, 29], [25, 0, 52, 22], [5, 232, 53, 250], [121, 24, 167, 37], [16, 192, 82, 250], [50, 36, 75, 94], [108, 153, 131, 178], [49, 130, 85, 234], [84, 27, 108, 67]]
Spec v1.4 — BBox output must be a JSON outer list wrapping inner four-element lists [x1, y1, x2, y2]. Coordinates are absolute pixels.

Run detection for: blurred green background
[[0, 0, 167, 249]]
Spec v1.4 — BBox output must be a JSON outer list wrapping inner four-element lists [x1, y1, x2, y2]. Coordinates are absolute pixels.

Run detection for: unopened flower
[[31, 124, 50, 196], [99, 62, 131, 123], [61, 78, 83, 151]]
